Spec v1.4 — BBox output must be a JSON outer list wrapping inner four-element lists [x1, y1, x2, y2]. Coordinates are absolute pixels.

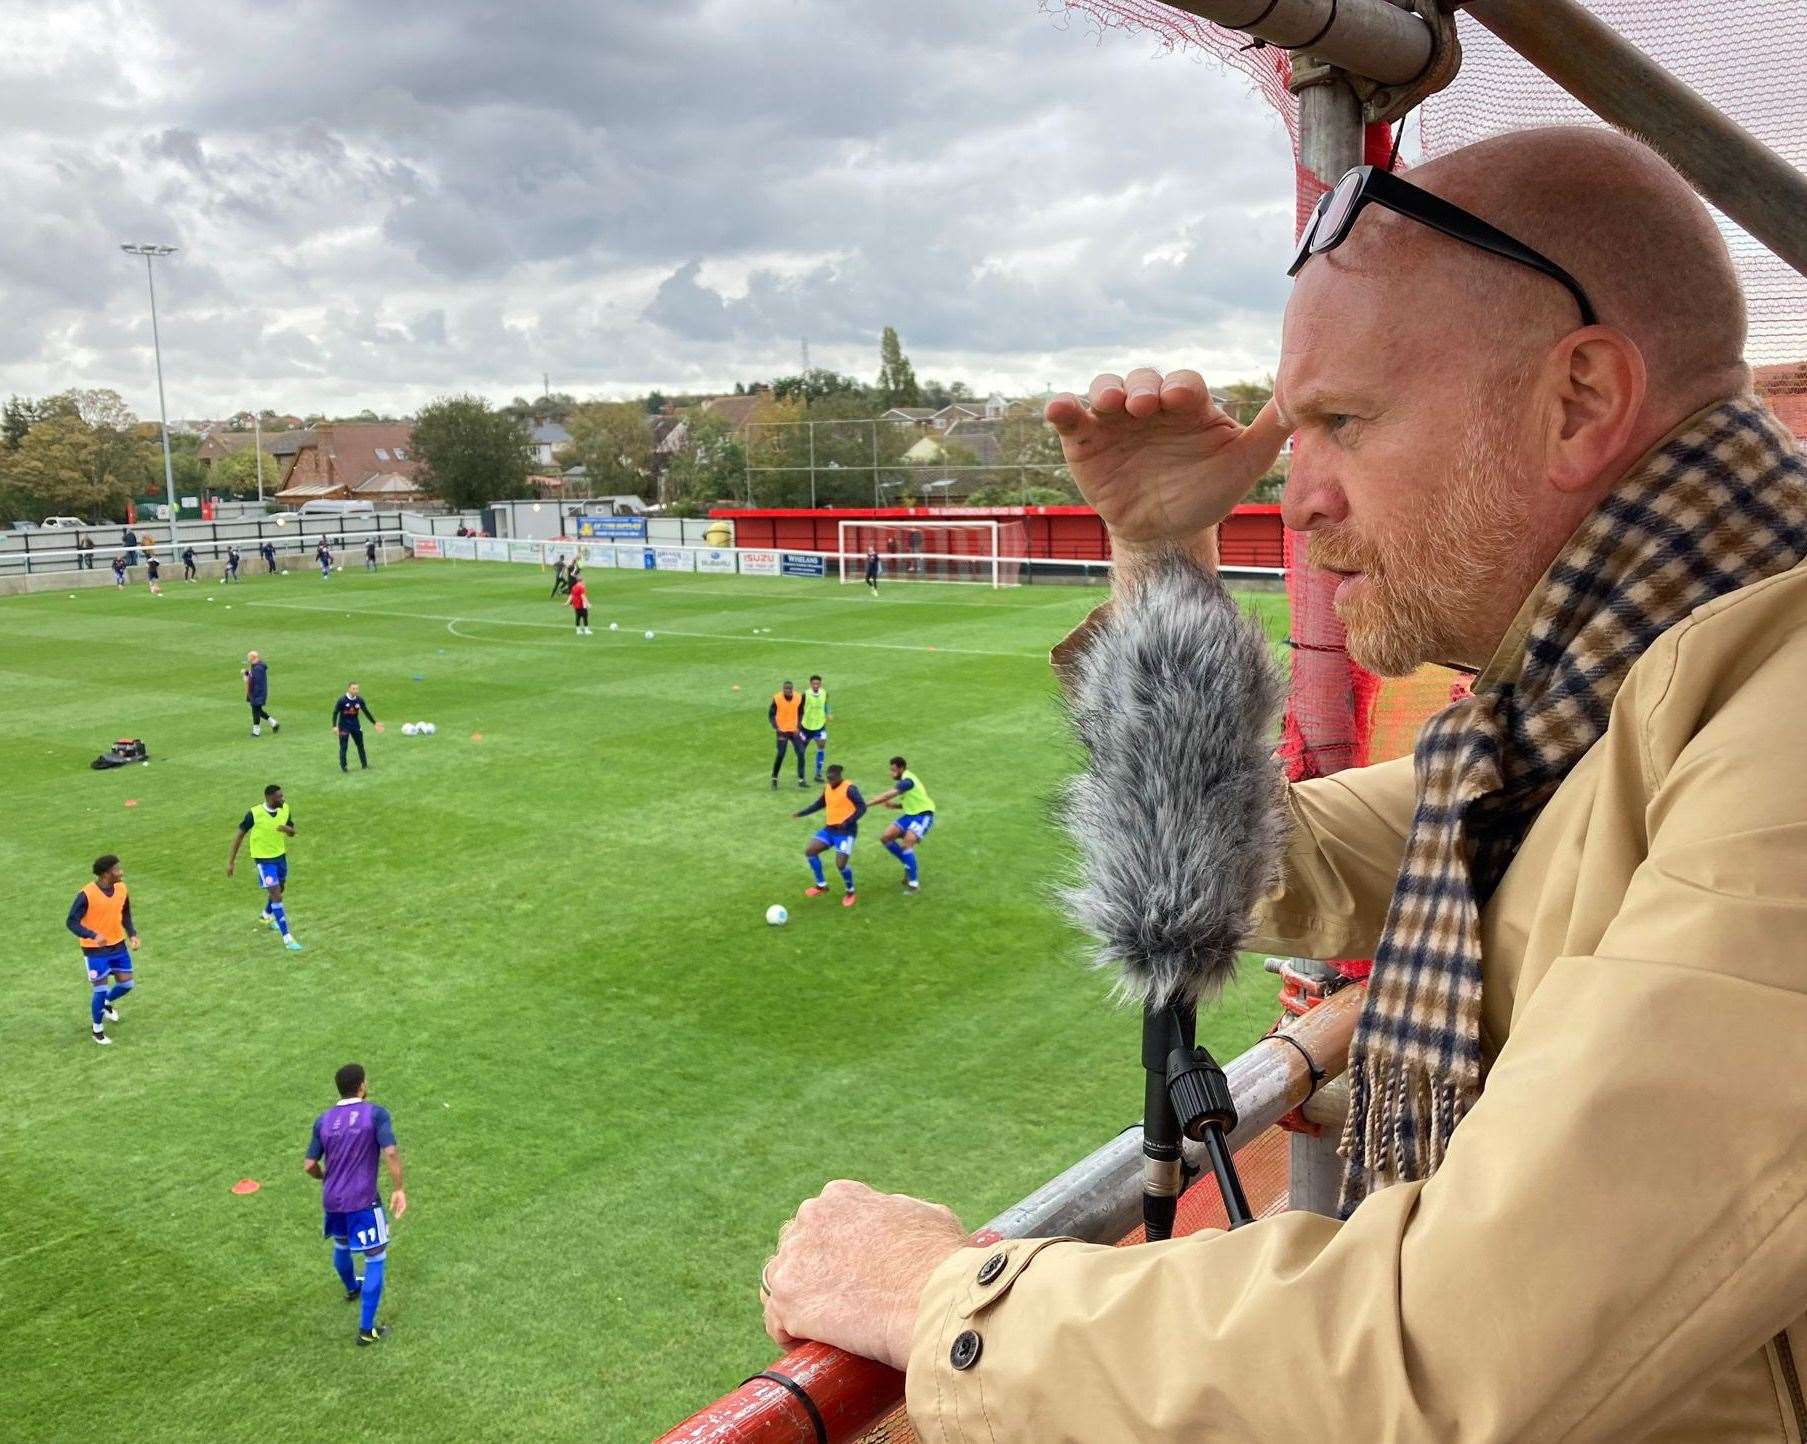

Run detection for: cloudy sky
[[0, 0, 1298, 420]]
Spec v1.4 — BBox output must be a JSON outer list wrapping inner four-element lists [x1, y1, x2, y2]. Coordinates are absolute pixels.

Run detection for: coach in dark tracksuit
[[243, 652, 279, 737], [331, 684, 377, 772]]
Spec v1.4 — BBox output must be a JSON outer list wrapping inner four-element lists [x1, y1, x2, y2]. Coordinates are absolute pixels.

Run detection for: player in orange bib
[[769, 680, 807, 789], [66, 853, 142, 1046], [794, 764, 868, 908]]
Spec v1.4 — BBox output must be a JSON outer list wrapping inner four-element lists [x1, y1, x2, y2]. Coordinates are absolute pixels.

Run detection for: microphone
[[1061, 549, 1287, 1238]]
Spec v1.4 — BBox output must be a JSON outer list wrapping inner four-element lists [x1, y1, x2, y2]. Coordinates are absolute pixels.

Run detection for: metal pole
[[808, 419, 818, 508], [1463, 0, 1807, 281], [122, 244, 183, 558], [254, 412, 264, 504], [1157, 0, 1433, 86], [145, 255, 180, 557]]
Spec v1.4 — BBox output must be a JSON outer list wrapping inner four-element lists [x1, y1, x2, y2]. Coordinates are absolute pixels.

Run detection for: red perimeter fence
[[708, 504, 1286, 571]]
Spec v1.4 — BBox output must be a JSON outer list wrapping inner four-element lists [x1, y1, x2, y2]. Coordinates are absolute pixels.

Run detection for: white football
[[422, 722, 436, 735], [765, 904, 788, 926], [644, 630, 654, 640], [609, 622, 618, 631], [402, 723, 419, 736]]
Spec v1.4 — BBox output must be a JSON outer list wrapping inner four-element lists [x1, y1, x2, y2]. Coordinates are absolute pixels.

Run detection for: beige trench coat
[[905, 549, 1807, 1441]]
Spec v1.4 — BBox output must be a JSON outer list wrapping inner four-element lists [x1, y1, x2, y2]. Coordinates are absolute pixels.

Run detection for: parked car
[[40, 516, 87, 529], [297, 500, 376, 516]]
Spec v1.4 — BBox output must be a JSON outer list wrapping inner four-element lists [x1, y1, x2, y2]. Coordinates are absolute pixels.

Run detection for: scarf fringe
[[1338, 1056, 1475, 1216]]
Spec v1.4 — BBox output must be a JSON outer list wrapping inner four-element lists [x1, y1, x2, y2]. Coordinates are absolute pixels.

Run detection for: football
[[402, 722, 419, 736], [764, 904, 788, 926], [421, 722, 436, 735], [644, 630, 654, 640]]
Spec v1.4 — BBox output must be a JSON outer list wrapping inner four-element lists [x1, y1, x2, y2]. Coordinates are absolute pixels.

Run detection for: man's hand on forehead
[[1045, 366, 1291, 567]]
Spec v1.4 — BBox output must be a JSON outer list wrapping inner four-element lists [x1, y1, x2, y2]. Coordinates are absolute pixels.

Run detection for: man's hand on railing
[[762, 1179, 969, 1372]]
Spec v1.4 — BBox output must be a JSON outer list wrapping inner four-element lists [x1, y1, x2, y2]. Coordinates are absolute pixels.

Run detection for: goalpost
[[835, 519, 1030, 588]]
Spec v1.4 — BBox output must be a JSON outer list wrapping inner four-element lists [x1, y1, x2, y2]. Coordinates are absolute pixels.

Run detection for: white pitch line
[[645, 582, 1085, 611], [247, 599, 1049, 660]]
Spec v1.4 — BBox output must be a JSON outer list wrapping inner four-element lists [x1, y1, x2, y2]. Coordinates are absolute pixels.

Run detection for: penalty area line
[[245, 599, 1046, 660]]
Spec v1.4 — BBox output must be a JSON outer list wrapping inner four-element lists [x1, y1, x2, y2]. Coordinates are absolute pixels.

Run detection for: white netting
[[1418, 2, 1807, 376], [1052, 1, 1807, 425], [836, 521, 1028, 587]]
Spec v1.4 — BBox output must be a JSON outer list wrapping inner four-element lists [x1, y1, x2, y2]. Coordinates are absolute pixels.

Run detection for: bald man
[[761, 128, 1807, 1440]]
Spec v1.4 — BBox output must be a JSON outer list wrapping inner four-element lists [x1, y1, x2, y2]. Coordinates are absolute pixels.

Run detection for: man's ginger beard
[[1309, 390, 1534, 678]]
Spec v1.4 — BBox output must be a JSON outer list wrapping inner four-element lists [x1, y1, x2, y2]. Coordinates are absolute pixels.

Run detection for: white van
[[297, 500, 376, 516], [41, 516, 87, 529]]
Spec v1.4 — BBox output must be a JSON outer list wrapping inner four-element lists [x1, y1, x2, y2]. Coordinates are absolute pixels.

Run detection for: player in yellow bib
[[799, 674, 831, 783], [227, 783, 304, 951], [869, 755, 937, 892]]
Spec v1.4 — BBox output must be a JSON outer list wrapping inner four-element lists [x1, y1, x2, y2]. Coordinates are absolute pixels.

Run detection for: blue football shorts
[[325, 1205, 390, 1258], [812, 827, 856, 857], [81, 944, 133, 982], [255, 855, 288, 889], [897, 812, 935, 841], [801, 727, 828, 743]]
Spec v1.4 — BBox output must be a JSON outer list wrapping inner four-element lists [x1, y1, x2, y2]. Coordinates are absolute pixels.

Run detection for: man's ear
[[1541, 328, 1647, 495]]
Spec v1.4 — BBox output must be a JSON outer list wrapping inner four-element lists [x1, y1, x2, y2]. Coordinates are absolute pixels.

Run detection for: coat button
[[950, 1330, 983, 1370], [976, 1253, 1007, 1286]]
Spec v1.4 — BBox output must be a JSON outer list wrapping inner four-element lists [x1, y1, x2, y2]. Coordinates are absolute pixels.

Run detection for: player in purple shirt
[[303, 1062, 407, 1345]]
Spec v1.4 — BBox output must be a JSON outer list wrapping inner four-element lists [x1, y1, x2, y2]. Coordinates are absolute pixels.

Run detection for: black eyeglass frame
[[1289, 164, 1600, 328]]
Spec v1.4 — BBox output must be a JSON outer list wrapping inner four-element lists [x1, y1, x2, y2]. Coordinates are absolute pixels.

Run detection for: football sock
[[884, 840, 907, 863], [271, 901, 290, 938], [332, 1245, 358, 1293], [262, 898, 274, 918], [808, 855, 826, 886], [839, 865, 854, 894], [105, 979, 134, 1003], [359, 1255, 386, 1333], [90, 986, 108, 1026], [814, 745, 825, 774], [903, 851, 919, 883]]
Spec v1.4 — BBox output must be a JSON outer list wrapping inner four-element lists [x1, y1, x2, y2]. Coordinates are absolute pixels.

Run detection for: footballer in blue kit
[[794, 764, 866, 907], [304, 1062, 407, 1345]]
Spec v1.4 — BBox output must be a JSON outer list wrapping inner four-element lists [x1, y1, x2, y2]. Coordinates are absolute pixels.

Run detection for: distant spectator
[[78, 533, 95, 570], [111, 554, 127, 588], [182, 546, 197, 582], [262, 540, 278, 573], [122, 528, 138, 568]]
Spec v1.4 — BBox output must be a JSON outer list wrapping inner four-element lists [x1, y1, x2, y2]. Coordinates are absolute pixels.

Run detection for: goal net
[[835, 519, 1029, 588]]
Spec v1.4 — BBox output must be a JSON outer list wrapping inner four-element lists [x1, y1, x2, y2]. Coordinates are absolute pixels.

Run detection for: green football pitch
[[0, 560, 1290, 1442]]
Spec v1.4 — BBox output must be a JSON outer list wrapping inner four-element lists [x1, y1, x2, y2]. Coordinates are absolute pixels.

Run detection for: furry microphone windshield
[[1061, 549, 1288, 1009]]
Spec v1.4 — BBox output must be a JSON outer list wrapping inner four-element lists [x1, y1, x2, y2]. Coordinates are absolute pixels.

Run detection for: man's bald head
[[1396, 126, 1747, 415], [1276, 126, 1752, 676]]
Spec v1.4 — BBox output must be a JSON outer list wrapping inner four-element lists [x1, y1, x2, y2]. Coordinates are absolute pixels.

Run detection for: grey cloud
[[0, 0, 1295, 414]]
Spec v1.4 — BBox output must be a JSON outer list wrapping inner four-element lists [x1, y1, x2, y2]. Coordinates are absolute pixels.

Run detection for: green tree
[[875, 326, 921, 408], [561, 401, 655, 499], [502, 392, 576, 425], [663, 409, 747, 515], [3, 395, 40, 450], [769, 368, 867, 405], [411, 394, 535, 509], [209, 443, 285, 498], [0, 411, 153, 521]]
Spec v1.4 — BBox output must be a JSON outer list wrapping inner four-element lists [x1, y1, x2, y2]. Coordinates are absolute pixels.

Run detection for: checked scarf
[[1339, 396, 1807, 1214]]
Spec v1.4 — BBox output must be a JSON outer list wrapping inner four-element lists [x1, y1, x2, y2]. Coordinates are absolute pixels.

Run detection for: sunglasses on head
[[1289, 164, 1599, 328]]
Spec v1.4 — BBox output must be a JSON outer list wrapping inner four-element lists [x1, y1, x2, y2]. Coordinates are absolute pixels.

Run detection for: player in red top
[[568, 574, 590, 635]]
